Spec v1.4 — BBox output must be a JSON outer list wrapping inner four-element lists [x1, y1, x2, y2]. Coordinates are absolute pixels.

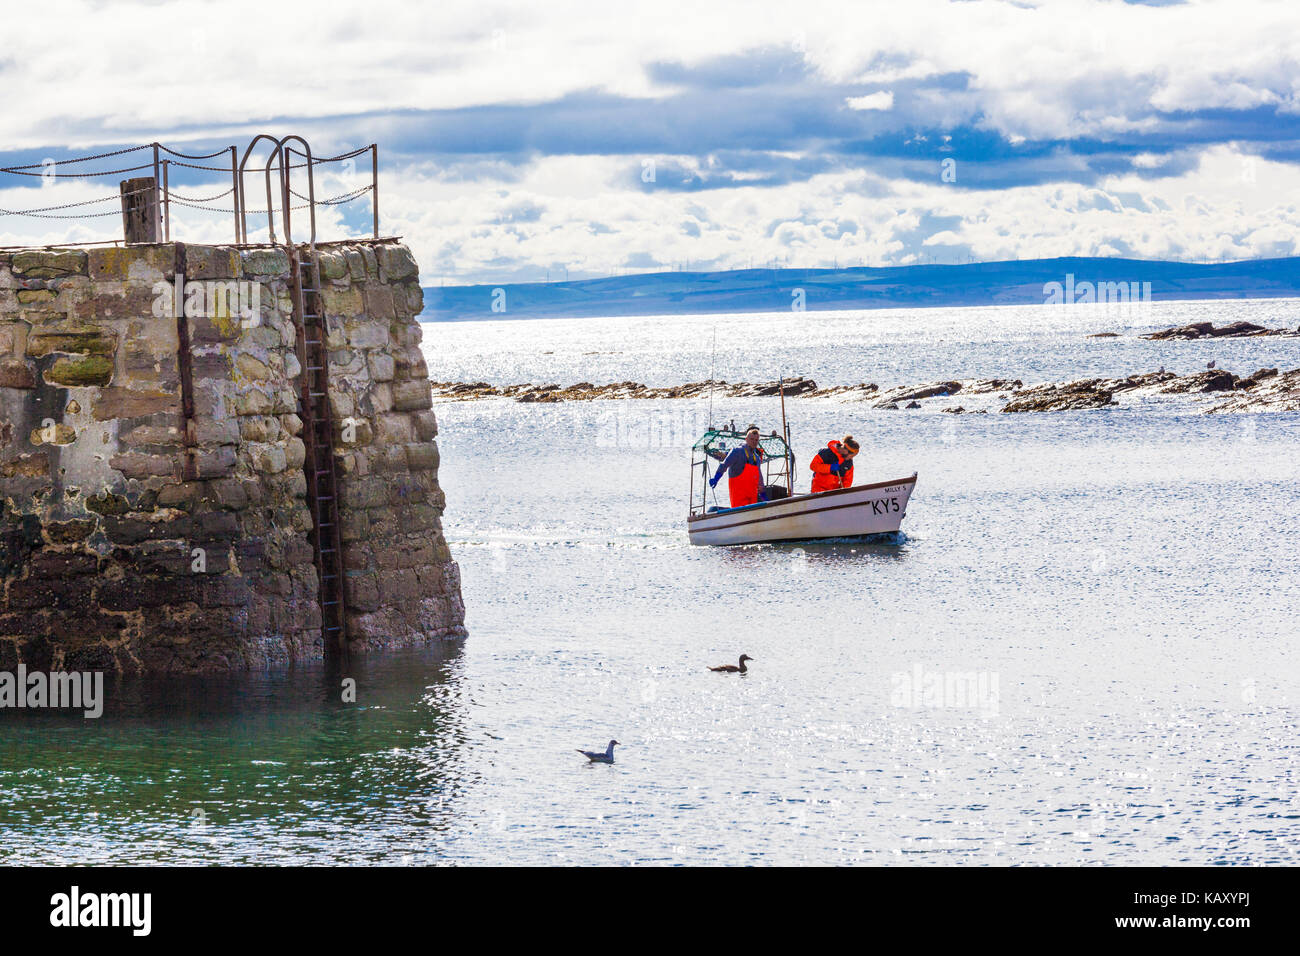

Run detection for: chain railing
[[1, 137, 380, 246]]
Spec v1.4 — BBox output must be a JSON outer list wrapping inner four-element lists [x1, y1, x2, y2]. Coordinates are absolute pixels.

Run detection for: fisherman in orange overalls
[[708, 425, 766, 508], [809, 435, 859, 493]]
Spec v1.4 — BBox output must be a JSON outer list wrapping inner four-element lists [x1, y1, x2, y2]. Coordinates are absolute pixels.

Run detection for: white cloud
[[845, 92, 894, 111], [367, 143, 1300, 281]]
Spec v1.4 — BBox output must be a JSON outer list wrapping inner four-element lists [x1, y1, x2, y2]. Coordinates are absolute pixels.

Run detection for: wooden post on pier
[[120, 177, 160, 243]]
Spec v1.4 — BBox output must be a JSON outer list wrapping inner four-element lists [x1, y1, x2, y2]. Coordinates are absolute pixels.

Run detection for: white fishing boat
[[687, 425, 917, 546]]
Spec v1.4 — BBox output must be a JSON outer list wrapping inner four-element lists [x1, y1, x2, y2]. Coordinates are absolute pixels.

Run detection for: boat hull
[[687, 475, 917, 546]]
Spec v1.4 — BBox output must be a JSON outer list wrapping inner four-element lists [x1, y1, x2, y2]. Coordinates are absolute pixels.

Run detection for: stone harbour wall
[[0, 240, 464, 673]]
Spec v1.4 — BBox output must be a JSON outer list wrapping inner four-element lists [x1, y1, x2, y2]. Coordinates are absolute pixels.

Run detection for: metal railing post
[[371, 144, 379, 238], [230, 146, 241, 244], [161, 160, 170, 241], [151, 143, 162, 241]]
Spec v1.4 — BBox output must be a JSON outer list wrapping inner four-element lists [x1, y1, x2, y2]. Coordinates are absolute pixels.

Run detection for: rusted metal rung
[[288, 243, 349, 660]]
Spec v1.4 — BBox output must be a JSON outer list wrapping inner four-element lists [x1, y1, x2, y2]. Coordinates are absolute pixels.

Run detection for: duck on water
[[709, 654, 753, 674]]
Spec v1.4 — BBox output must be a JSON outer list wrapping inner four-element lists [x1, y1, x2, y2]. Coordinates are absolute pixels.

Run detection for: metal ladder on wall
[[288, 244, 348, 657]]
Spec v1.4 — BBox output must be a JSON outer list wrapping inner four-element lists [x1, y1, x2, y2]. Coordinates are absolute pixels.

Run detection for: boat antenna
[[780, 373, 793, 495], [708, 325, 717, 429]]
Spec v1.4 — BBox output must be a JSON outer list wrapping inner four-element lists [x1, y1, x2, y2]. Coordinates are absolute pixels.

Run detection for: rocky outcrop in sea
[[1142, 320, 1299, 340], [429, 366, 1300, 413]]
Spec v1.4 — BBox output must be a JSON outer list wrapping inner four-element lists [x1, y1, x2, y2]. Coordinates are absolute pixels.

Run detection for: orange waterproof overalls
[[809, 441, 854, 493], [729, 446, 764, 507], [712, 444, 765, 508]]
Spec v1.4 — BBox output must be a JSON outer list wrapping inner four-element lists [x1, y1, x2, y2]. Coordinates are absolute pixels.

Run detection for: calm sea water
[[3, 298, 1298, 865]]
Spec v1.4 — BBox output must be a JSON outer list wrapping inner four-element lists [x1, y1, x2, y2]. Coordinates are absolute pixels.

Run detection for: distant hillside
[[423, 256, 1300, 321]]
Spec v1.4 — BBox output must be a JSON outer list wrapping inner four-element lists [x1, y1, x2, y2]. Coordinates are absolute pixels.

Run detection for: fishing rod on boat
[[708, 325, 717, 429]]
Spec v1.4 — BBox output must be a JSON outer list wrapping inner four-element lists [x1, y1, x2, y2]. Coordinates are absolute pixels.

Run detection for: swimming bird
[[709, 654, 754, 673], [577, 739, 619, 763], [1207, 360, 1216, 369]]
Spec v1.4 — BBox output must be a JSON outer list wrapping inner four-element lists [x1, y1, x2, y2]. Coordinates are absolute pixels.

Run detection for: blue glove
[[709, 474, 720, 488], [829, 462, 842, 475]]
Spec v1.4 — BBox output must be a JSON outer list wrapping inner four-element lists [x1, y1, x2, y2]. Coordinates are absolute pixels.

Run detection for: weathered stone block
[[362, 382, 393, 415], [241, 248, 289, 277], [189, 314, 240, 344], [232, 386, 275, 416], [250, 442, 287, 474], [12, 250, 87, 279], [200, 576, 251, 607], [93, 386, 178, 420], [239, 415, 281, 443], [30, 422, 77, 446], [338, 417, 372, 446], [88, 246, 173, 282], [193, 445, 236, 478], [393, 379, 433, 411], [345, 573, 381, 612], [86, 285, 159, 322], [346, 320, 389, 350], [285, 437, 306, 471], [340, 477, 389, 510], [394, 347, 428, 381], [123, 422, 183, 447], [44, 353, 113, 387], [363, 285, 396, 321], [322, 286, 364, 318], [406, 442, 439, 472], [343, 249, 367, 280], [102, 509, 191, 545], [378, 245, 418, 281], [318, 251, 348, 280], [44, 518, 96, 544], [329, 349, 364, 375], [328, 390, 355, 420], [412, 409, 438, 441], [207, 478, 249, 510], [193, 417, 241, 445], [185, 246, 240, 280], [234, 352, 275, 382], [406, 284, 425, 315], [27, 326, 117, 357], [339, 509, 369, 542], [375, 413, 413, 444], [156, 483, 198, 508], [368, 352, 395, 382], [110, 451, 176, 479], [85, 491, 131, 516], [192, 509, 239, 541], [31, 551, 100, 577], [0, 361, 36, 389], [376, 445, 407, 472]]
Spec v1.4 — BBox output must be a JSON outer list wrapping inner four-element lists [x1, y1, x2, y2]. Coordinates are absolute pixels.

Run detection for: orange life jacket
[[809, 441, 853, 493]]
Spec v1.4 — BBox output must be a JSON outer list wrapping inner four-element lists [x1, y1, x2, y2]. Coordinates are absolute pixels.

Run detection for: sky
[[1, 0, 1298, 283]]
